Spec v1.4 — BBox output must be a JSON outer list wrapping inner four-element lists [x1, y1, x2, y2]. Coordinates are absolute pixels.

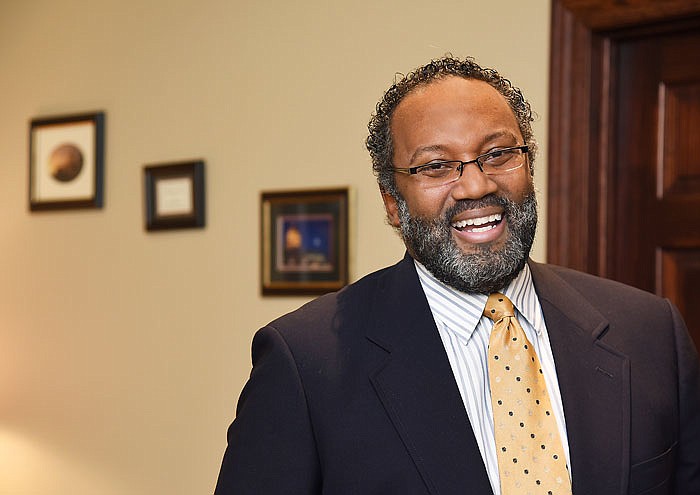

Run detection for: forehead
[[390, 77, 520, 152]]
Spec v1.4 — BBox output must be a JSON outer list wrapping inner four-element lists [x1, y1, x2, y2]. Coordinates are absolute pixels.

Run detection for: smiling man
[[215, 56, 700, 495], [381, 75, 537, 295]]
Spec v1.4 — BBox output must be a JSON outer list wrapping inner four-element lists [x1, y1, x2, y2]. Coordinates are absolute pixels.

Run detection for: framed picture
[[29, 111, 105, 210], [143, 160, 205, 231], [261, 188, 349, 295]]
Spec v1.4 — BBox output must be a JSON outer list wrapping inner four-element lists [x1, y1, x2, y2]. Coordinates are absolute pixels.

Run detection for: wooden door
[[548, 1, 700, 347], [612, 26, 700, 341]]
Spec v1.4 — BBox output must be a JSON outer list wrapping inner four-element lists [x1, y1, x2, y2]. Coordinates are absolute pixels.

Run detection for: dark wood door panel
[[659, 81, 700, 198], [611, 25, 700, 292], [655, 197, 700, 249]]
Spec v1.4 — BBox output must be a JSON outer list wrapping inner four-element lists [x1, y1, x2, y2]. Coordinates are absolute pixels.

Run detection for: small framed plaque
[[143, 160, 205, 231]]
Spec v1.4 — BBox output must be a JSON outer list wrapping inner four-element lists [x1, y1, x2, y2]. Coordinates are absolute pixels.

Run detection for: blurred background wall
[[0, 1, 550, 493]]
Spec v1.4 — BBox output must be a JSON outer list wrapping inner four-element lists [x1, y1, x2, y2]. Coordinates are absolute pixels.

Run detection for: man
[[214, 56, 700, 494]]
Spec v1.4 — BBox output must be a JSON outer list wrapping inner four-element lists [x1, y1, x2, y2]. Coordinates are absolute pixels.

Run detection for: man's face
[[382, 76, 537, 294]]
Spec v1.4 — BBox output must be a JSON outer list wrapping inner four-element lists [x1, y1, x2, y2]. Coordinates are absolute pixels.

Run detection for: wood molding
[[559, 0, 700, 30], [547, 1, 601, 272]]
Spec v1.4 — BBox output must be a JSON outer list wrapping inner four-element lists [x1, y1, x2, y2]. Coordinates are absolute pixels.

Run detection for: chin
[[454, 234, 508, 256]]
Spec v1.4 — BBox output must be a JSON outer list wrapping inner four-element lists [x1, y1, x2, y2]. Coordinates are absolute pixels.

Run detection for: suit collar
[[528, 260, 609, 340]]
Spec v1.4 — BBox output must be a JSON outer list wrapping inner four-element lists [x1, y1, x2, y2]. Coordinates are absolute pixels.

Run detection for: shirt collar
[[500, 262, 543, 335], [415, 260, 542, 341]]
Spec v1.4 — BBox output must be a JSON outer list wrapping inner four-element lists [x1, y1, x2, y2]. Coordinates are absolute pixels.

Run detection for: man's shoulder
[[266, 257, 411, 335], [531, 261, 669, 311], [536, 262, 653, 294]]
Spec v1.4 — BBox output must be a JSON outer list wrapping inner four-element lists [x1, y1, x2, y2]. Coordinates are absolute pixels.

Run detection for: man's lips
[[451, 213, 503, 233]]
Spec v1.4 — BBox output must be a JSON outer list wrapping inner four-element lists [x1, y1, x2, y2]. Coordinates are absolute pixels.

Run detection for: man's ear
[[381, 189, 401, 228]]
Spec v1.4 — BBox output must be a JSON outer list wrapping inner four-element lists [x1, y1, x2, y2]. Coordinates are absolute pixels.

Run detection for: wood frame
[[547, 0, 700, 274], [261, 188, 349, 296], [143, 160, 205, 231], [28, 111, 105, 211]]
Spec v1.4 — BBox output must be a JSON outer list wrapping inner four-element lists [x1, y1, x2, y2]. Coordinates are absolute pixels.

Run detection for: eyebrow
[[407, 130, 521, 165], [408, 145, 447, 165]]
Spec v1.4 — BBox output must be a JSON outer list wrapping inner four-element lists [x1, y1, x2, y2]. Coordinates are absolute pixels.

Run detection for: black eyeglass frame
[[392, 145, 529, 177]]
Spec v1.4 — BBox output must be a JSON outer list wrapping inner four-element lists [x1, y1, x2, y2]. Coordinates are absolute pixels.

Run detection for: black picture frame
[[28, 111, 105, 211], [261, 188, 349, 296], [143, 160, 205, 231]]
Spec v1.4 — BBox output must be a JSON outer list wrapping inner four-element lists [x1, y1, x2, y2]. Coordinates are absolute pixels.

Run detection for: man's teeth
[[451, 213, 502, 230]]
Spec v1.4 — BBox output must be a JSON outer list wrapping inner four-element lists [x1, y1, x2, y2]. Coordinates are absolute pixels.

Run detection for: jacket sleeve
[[671, 301, 700, 494], [214, 325, 321, 494]]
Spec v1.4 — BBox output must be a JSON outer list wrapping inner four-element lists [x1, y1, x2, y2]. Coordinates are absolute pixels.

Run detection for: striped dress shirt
[[414, 261, 572, 495]]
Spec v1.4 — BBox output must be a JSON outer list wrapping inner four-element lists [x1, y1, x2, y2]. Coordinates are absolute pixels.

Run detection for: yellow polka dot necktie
[[484, 293, 572, 495]]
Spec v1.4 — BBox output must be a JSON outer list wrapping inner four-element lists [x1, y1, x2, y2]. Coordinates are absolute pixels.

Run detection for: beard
[[395, 190, 538, 294]]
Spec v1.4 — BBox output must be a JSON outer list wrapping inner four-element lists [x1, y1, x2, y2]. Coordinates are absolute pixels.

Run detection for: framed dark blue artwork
[[261, 188, 349, 295]]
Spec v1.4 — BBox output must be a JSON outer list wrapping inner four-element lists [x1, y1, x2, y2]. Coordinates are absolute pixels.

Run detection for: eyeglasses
[[392, 145, 529, 187]]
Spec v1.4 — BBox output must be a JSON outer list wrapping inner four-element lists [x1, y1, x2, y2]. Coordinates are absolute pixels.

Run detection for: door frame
[[547, 0, 700, 275]]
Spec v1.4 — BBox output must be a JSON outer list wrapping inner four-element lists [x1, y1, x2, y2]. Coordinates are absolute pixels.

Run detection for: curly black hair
[[366, 55, 536, 196]]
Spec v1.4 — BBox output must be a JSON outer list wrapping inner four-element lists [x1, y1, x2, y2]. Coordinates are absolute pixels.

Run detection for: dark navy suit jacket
[[215, 254, 700, 494]]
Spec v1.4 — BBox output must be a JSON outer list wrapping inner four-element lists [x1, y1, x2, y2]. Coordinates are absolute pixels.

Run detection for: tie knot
[[483, 292, 515, 321]]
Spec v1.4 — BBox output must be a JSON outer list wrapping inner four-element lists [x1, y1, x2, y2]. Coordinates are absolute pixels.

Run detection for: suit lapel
[[529, 261, 631, 495], [367, 255, 493, 495]]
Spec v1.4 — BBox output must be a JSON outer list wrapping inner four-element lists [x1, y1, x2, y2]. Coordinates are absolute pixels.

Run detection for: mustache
[[443, 194, 512, 220]]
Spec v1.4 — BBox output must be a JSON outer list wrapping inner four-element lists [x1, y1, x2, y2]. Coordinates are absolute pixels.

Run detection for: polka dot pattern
[[484, 293, 572, 495]]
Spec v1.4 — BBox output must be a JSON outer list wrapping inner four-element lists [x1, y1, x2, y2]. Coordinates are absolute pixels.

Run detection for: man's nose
[[450, 162, 498, 200]]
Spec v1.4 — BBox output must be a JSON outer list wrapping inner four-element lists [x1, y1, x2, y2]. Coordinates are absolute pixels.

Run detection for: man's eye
[[482, 150, 513, 166], [417, 162, 454, 177]]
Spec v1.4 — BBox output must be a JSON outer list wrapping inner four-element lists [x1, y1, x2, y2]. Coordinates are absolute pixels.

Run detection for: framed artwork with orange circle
[[29, 111, 105, 211]]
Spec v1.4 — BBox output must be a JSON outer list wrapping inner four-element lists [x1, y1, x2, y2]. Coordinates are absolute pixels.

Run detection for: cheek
[[500, 173, 534, 202], [398, 187, 449, 219]]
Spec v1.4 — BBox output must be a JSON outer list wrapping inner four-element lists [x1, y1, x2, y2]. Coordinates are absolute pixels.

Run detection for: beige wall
[[0, 1, 550, 493]]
